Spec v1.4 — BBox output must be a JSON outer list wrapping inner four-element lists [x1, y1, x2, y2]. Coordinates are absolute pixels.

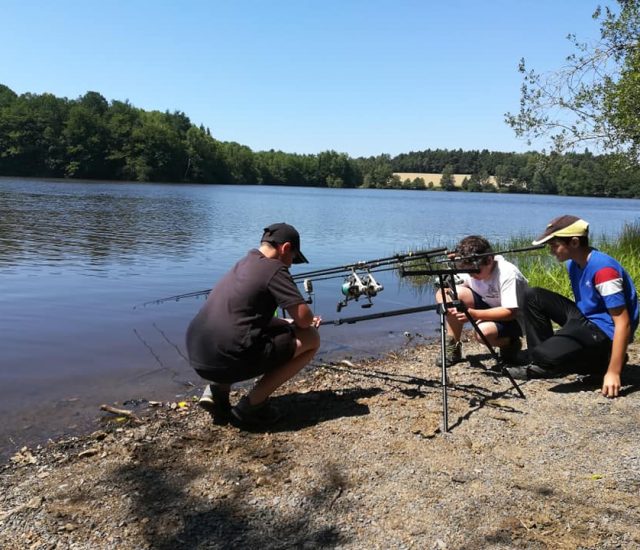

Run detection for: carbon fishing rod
[[294, 246, 448, 312], [430, 244, 545, 264], [135, 246, 448, 309], [292, 247, 448, 281], [319, 303, 440, 326]]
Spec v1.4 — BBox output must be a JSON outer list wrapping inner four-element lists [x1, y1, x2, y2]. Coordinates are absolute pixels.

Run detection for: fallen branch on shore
[[99, 404, 143, 424]]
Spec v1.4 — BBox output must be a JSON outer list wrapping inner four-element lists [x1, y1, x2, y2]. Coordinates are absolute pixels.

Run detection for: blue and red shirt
[[568, 249, 639, 340]]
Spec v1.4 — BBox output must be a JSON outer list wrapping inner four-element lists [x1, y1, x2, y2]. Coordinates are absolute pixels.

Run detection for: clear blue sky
[[2, 0, 607, 157]]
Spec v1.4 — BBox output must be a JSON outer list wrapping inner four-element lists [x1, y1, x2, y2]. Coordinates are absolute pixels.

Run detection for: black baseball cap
[[261, 223, 309, 264]]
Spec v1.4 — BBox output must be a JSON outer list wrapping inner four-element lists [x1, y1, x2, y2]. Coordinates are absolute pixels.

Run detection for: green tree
[[0, 84, 17, 108], [105, 100, 143, 180], [0, 92, 69, 176], [185, 126, 227, 183], [440, 164, 456, 190], [506, 1, 640, 161], [63, 92, 110, 178]]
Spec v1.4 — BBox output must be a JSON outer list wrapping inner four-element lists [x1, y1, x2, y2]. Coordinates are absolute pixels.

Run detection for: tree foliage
[[505, 1, 640, 161], [0, 84, 639, 196]]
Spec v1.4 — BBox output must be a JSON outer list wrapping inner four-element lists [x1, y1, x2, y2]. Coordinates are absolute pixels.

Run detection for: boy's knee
[[309, 327, 320, 349], [523, 286, 542, 305], [298, 326, 320, 352], [529, 346, 564, 369]]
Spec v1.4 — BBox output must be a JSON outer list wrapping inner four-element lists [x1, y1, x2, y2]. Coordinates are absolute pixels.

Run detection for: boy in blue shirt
[[507, 215, 638, 398]]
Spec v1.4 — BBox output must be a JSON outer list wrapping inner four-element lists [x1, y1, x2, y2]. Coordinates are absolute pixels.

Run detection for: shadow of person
[[234, 387, 382, 433], [548, 361, 640, 396], [110, 441, 350, 549]]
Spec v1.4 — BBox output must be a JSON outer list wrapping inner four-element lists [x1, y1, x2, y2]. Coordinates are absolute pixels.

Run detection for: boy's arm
[[286, 302, 316, 329], [601, 305, 631, 398], [464, 306, 516, 322], [453, 305, 517, 325]]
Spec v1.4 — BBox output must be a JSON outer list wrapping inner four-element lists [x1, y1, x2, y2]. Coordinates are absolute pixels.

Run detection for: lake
[[1, 177, 638, 458]]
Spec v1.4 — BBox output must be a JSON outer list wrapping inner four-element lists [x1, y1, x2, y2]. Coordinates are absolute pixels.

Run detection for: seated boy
[[507, 215, 638, 398]]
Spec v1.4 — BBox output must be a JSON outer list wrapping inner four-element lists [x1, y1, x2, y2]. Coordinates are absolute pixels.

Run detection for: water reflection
[[0, 186, 215, 271]]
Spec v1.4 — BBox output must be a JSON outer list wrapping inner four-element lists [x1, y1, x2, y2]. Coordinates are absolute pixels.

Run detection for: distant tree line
[[1, 84, 639, 197]]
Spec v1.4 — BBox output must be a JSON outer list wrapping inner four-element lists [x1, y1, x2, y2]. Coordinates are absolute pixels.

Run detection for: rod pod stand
[[402, 267, 525, 433]]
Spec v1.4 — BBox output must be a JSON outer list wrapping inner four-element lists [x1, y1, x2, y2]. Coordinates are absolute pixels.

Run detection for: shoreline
[[0, 328, 433, 464], [2, 338, 640, 548]]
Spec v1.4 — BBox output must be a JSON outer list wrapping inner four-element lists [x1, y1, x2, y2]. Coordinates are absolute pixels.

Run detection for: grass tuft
[[403, 225, 640, 334]]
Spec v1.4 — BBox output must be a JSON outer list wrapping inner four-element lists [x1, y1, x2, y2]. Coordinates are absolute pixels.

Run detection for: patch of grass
[[403, 223, 640, 311]]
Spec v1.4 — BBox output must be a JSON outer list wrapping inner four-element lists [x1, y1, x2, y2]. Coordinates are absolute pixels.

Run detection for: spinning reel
[[337, 270, 384, 312]]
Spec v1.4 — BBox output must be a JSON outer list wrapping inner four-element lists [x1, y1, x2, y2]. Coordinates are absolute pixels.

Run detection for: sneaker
[[231, 396, 282, 428], [499, 338, 522, 363], [435, 337, 463, 367], [505, 363, 565, 381], [199, 384, 231, 425]]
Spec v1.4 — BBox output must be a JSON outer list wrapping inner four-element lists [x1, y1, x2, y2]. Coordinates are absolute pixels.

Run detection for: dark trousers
[[523, 287, 611, 374]]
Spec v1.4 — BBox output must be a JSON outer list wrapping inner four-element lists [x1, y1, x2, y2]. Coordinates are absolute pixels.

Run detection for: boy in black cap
[[507, 215, 638, 398], [186, 222, 321, 426]]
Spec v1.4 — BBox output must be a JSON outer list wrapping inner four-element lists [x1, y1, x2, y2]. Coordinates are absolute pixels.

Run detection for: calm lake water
[[1, 177, 639, 458]]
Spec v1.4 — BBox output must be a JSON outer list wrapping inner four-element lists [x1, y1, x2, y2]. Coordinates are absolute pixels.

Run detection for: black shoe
[[231, 396, 282, 428], [505, 363, 565, 381], [198, 384, 231, 425], [499, 338, 522, 363]]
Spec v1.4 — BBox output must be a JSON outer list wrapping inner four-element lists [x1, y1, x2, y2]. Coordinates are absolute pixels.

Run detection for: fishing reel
[[433, 273, 464, 289], [337, 270, 384, 312], [302, 279, 314, 304]]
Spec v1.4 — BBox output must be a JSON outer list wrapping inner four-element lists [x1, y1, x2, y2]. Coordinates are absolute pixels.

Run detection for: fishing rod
[[135, 244, 542, 310], [292, 247, 448, 281], [294, 246, 448, 312], [135, 246, 448, 309], [430, 244, 545, 264], [134, 288, 213, 309], [319, 303, 440, 326]]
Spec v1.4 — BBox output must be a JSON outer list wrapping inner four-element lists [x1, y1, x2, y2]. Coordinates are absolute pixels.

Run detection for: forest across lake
[[2, 84, 640, 197]]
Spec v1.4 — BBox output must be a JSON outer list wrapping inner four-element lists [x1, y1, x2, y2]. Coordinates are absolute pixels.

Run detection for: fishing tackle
[[337, 270, 384, 311], [136, 246, 447, 309], [135, 244, 542, 310]]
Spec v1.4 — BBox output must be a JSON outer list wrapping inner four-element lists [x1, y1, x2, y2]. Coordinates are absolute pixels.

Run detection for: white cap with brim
[[532, 215, 589, 245]]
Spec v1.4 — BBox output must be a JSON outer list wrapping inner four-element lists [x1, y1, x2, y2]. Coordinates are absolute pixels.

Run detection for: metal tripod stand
[[402, 266, 526, 433]]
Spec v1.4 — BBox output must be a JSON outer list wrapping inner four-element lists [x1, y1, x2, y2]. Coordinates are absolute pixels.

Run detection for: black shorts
[[470, 289, 522, 339], [194, 324, 297, 384]]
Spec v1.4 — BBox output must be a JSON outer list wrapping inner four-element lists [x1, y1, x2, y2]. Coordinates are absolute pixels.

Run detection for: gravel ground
[[1, 336, 640, 550]]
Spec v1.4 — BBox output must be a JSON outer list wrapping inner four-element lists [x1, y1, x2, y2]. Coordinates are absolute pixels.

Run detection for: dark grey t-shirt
[[186, 249, 304, 370]]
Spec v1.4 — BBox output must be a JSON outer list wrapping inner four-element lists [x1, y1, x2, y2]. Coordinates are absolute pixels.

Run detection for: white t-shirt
[[458, 255, 528, 309]]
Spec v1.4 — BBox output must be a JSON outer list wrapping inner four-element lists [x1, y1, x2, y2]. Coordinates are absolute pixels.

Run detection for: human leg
[[473, 321, 512, 348], [509, 316, 611, 379], [231, 324, 320, 426], [471, 318, 524, 364], [523, 287, 581, 348], [434, 286, 476, 366], [247, 324, 320, 405], [435, 285, 476, 341], [198, 381, 231, 425], [192, 366, 233, 424], [529, 318, 610, 371]]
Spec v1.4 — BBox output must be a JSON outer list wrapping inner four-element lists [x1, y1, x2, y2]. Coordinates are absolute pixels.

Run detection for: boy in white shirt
[[435, 235, 529, 365]]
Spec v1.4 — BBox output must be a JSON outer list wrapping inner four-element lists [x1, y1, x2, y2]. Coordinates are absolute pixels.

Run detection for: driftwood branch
[[99, 404, 143, 423]]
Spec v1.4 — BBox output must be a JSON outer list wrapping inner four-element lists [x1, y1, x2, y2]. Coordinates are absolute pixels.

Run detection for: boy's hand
[[601, 372, 621, 398]]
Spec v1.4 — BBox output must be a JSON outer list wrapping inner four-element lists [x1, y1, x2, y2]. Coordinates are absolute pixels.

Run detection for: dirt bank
[[2, 338, 639, 549]]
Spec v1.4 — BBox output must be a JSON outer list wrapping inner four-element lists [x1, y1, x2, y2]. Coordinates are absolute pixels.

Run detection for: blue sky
[[2, 0, 607, 157]]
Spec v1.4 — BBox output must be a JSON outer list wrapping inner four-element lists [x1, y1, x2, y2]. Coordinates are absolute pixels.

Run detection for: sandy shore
[[1, 337, 639, 549]]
